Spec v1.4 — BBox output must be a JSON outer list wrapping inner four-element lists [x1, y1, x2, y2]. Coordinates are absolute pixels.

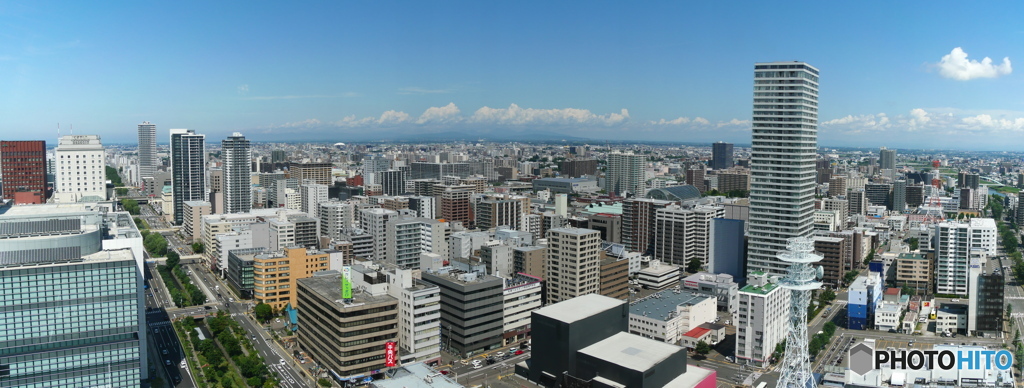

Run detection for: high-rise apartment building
[[385, 216, 449, 269], [879, 147, 896, 171], [170, 129, 206, 225], [716, 168, 751, 193], [864, 182, 891, 208], [558, 158, 598, 178], [848, 189, 868, 215], [0, 140, 46, 204], [475, 195, 528, 231], [300, 183, 328, 217], [685, 165, 707, 192], [545, 227, 601, 304], [54, 135, 107, 202], [712, 141, 734, 170], [746, 61, 819, 277], [137, 121, 157, 182], [652, 204, 725, 268], [605, 152, 644, 197], [892, 179, 908, 213], [319, 200, 354, 241], [622, 198, 674, 255], [935, 218, 997, 296], [222, 133, 251, 214], [288, 162, 332, 185], [363, 155, 391, 185], [376, 170, 405, 196], [828, 176, 847, 198]]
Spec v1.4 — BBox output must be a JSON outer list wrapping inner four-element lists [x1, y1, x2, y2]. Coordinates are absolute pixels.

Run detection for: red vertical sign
[[385, 341, 397, 367]]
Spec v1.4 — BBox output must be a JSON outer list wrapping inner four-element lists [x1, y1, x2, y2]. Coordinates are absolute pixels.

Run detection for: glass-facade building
[[0, 250, 142, 387]]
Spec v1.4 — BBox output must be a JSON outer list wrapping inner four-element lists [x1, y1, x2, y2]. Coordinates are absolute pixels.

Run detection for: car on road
[[279, 359, 286, 365], [951, 299, 961, 302], [252, 335, 257, 340], [204, 306, 212, 310], [515, 350, 524, 355], [509, 347, 517, 353], [496, 352, 505, 358], [154, 328, 159, 334], [162, 349, 168, 355], [473, 363, 482, 369], [165, 359, 171, 366], [440, 370, 450, 375]]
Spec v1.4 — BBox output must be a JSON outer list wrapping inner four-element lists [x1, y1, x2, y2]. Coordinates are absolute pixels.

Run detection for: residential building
[[622, 198, 674, 255], [319, 200, 354, 241], [138, 121, 157, 182], [814, 236, 847, 288], [253, 246, 330, 310], [382, 267, 442, 366], [892, 179, 908, 213], [558, 158, 598, 178], [170, 129, 206, 225], [362, 155, 391, 186], [685, 165, 706, 193], [652, 203, 724, 268], [54, 135, 107, 202], [438, 185, 473, 226], [407, 196, 435, 219], [587, 212, 621, 243], [411, 162, 469, 180], [376, 170, 405, 196], [475, 194, 528, 231], [747, 62, 819, 278], [222, 132, 252, 214], [971, 270, 1004, 336], [296, 272, 398, 382], [513, 245, 546, 279], [359, 208, 397, 260], [865, 182, 891, 208], [848, 189, 868, 216], [934, 219, 997, 296], [502, 274, 543, 346], [879, 147, 896, 171], [606, 152, 644, 197], [385, 216, 448, 269], [422, 269, 504, 358], [735, 271, 790, 367], [628, 290, 716, 343], [300, 183, 328, 217], [711, 142, 734, 170], [545, 227, 601, 304], [716, 168, 750, 192], [288, 162, 332, 185], [181, 200, 212, 242], [1, 140, 46, 204], [828, 176, 847, 197], [894, 253, 932, 296], [599, 255, 630, 301]]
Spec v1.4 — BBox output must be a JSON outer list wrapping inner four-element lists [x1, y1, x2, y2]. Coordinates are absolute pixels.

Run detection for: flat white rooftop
[[533, 294, 623, 324]]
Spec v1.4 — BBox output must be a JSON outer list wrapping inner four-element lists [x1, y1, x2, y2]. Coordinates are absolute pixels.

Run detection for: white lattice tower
[[776, 237, 823, 388]]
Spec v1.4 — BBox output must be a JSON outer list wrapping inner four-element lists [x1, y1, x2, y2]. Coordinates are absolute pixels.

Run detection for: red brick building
[[1, 140, 47, 204]]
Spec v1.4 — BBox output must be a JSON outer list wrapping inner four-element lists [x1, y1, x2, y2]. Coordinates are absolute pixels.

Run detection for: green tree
[[686, 257, 702, 274], [819, 289, 837, 304], [166, 251, 180, 269], [844, 270, 859, 285], [901, 286, 916, 297], [254, 303, 274, 322], [192, 242, 205, 253], [190, 287, 206, 306], [1015, 329, 1021, 344], [121, 199, 140, 215], [863, 250, 875, 265], [318, 378, 332, 387], [105, 166, 123, 186], [907, 237, 919, 251], [218, 330, 242, 357], [116, 187, 129, 196], [1008, 304, 1014, 319], [694, 341, 711, 357]]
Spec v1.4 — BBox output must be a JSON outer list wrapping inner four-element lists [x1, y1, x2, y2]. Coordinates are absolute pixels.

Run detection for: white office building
[[137, 121, 157, 181], [300, 183, 328, 217], [359, 208, 398, 260], [385, 216, 449, 269], [502, 274, 543, 346], [54, 135, 107, 202], [746, 62, 819, 278], [735, 271, 790, 367], [628, 290, 717, 344]]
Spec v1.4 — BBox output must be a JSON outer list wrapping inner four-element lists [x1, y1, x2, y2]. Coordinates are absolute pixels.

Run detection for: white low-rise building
[[628, 289, 716, 344], [874, 301, 903, 332], [637, 260, 680, 290]]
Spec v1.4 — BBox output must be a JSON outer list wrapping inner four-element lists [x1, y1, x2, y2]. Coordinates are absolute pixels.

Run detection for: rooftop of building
[[681, 327, 711, 339], [682, 272, 736, 285], [422, 267, 503, 286], [579, 202, 623, 216], [638, 262, 680, 276], [896, 252, 926, 261], [646, 185, 701, 202], [534, 294, 624, 324], [370, 363, 459, 388], [630, 289, 712, 321], [578, 332, 683, 372], [740, 280, 780, 296], [512, 245, 545, 253], [533, 177, 595, 183], [297, 272, 397, 307], [547, 227, 599, 236]]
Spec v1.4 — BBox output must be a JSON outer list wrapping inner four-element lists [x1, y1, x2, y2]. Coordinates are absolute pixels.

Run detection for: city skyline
[[2, 2, 1024, 150]]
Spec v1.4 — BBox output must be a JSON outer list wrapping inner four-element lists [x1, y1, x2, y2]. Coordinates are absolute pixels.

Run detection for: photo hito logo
[[849, 341, 1013, 376]]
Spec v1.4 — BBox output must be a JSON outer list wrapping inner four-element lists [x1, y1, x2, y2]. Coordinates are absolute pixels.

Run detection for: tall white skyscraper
[[171, 129, 206, 225], [54, 135, 107, 202], [746, 62, 819, 277], [137, 121, 156, 182], [605, 152, 644, 197], [222, 132, 252, 214], [879, 147, 896, 171]]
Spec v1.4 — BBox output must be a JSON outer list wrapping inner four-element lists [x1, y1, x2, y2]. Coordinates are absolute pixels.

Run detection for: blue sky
[[3, 1, 1024, 150]]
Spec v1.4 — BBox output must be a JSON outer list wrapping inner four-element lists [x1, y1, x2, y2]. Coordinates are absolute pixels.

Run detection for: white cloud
[[417, 102, 462, 124], [242, 95, 335, 100], [960, 114, 1024, 131], [378, 110, 411, 125], [237, 84, 249, 95], [650, 117, 691, 125], [470, 104, 629, 126], [935, 47, 1012, 80]]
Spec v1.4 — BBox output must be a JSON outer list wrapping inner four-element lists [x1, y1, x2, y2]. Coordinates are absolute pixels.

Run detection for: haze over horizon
[[3, 2, 1024, 150]]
